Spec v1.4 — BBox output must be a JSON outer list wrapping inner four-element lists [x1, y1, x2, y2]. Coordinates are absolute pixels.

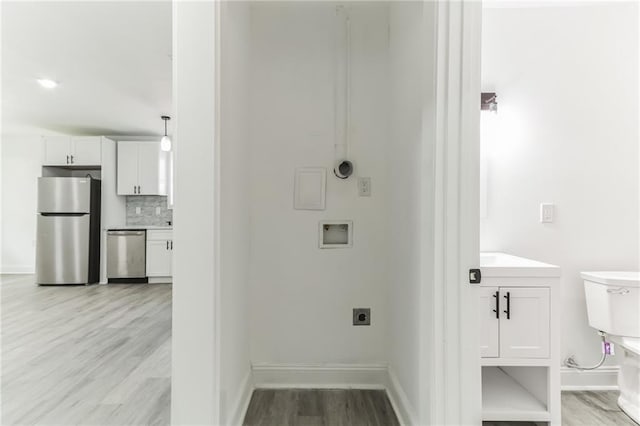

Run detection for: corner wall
[[219, 1, 252, 424], [387, 2, 425, 422], [480, 3, 640, 388]]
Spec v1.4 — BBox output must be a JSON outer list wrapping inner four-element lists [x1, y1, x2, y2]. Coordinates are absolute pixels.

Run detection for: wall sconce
[[481, 92, 498, 113]]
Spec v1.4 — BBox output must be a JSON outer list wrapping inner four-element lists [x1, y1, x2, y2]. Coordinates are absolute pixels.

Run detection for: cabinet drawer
[[147, 230, 173, 241]]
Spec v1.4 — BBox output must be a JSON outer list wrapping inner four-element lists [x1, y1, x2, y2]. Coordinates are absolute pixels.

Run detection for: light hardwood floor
[[2, 275, 637, 425], [243, 389, 400, 426], [1, 274, 171, 425]]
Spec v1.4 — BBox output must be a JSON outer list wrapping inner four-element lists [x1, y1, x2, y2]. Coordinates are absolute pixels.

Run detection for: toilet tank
[[582, 271, 640, 338]]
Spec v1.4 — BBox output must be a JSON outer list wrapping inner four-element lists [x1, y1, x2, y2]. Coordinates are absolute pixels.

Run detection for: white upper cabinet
[[43, 136, 102, 166], [117, 143, 139, 195], [43, 136, 71, 165], [117, 141, 168, 196], [71, 137, 102, 165]]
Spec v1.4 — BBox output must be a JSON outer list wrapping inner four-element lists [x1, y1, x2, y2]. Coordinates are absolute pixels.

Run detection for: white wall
[[0, 134, 42, 273], [219, 1, 252, 424], [171, 2, 219, 424], [481, 3, 639, 382], [248, 2, 391, 367], [387, 1, 425, 421]]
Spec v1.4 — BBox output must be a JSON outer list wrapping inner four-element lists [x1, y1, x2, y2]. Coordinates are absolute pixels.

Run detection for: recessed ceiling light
[[37, 79, 58, 89]]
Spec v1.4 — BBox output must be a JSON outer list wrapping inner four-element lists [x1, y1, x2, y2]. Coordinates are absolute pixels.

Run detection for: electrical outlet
[[353, 308, 371, 326], [358, 177, 371, 197], [135, 207, 141, 215], [155, 207, 161, 216]]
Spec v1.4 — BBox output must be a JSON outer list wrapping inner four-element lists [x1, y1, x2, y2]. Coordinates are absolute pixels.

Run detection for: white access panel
[[500, 287, 550, 358], [294, 167, 326, 210], [479, 287, 500, 358]]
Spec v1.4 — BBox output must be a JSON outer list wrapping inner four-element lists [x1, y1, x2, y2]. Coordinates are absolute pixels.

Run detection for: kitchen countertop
[[105, 225, 173, 231], [480, 252, 560, 278]]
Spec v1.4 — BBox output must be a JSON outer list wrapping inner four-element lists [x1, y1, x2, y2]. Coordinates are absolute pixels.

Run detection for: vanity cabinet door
[[479, 287, 500, 357], [499, 287, 550, 358]]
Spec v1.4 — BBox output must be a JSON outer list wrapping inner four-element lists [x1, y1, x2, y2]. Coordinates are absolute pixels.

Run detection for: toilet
[[582, 271, 640, 424]]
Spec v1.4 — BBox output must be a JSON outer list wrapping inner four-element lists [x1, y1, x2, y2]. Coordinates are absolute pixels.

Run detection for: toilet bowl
[[582, 271, 640, 424]]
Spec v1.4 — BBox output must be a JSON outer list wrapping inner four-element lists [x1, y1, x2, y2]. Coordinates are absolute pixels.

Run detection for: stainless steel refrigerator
[[36, 177, 101, 285]]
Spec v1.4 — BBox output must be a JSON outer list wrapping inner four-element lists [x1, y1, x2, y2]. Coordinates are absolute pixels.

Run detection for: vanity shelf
[[482, 367, 549, 422]]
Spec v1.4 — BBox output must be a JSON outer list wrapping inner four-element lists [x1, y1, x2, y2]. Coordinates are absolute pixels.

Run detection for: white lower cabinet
[[481, 287, 550, 359], [478, 254, 560, 425], [146, 230, 173, 280]]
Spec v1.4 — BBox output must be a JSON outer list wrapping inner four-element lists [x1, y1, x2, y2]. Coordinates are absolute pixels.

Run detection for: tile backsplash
[[126, 196, 173, 226]]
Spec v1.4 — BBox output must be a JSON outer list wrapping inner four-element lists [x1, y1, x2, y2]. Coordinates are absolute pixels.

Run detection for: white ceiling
[[1, 1, 172, 136]]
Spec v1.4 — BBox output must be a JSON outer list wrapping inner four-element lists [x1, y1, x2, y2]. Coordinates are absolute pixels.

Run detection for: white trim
[[561, 366, 620, 391], [0, 266, 35, 274], [251, 363, 387, 389], [428, 1, 483, 424], [229, 371, 254, 426], [386, 367, 418, 426]]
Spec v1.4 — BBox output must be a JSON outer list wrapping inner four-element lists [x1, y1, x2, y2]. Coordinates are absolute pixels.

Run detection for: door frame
[[425, 1, 482, 424], [170, 0, 484, 424]]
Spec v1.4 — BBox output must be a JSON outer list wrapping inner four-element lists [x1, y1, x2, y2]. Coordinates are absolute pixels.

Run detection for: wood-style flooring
[[1, 274, 172, 425], [562, 391, 637, 426], [243, 389, 400, 426], [2, 275, 637, 426]]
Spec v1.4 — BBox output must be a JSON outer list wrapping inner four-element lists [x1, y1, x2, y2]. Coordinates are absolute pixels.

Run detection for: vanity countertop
[[480, 252, 560, 278]]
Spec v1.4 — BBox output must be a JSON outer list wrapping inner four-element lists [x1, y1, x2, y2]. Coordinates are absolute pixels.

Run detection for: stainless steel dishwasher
[[107, 230, 146, 282]]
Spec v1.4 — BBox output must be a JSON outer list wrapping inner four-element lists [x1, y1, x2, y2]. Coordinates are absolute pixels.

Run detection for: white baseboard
[[386, 367, 418, 426], [228, 371, 254, 426], [0, 265, 35, 274], [251, 363, 387, 389], [561, 366, 619, 391]]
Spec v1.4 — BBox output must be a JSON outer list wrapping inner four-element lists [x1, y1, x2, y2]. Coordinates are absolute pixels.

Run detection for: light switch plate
[[136, 207, 141, 215], [540, 203, 554, 223], [155, 207, 161, 215]]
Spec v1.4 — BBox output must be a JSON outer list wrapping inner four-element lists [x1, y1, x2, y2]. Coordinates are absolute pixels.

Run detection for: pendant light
[[160, 115, 172, 151]]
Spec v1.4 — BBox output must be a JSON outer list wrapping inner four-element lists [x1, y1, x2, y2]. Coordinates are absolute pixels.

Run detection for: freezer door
[[38, 177, 91, 213], [36, 214, 90, 284]]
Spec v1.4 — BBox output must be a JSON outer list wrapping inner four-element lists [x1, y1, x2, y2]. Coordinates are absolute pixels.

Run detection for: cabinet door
[[71, 137, 101, 165], [117, 142, 139, 195], [146, 240, 172, 277], [44, 136, 71, 165], [500, 287, 550, 358], [479, 287, 500, 357], [137, 142, 168, 196]]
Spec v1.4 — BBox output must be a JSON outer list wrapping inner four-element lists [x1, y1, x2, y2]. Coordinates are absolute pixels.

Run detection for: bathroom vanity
[[479, 252, 561, 425]]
